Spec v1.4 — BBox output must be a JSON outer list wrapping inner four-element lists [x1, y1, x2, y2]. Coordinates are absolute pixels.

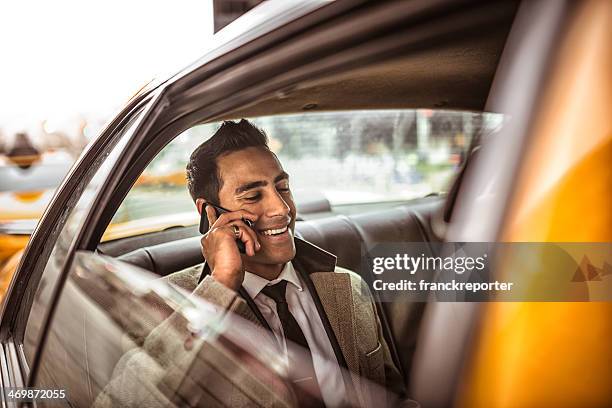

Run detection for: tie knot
[[261, 280, 288, 304]]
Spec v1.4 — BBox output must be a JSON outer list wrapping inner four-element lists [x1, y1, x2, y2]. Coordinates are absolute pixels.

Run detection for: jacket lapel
[[292, 239, 367, 406], [291, 239, 360, 371], [308, 272, 359, 376], [309, 271, 368, 407]]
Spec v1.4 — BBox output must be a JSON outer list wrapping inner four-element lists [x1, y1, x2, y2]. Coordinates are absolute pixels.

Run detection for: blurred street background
[[0, 0, 216, 162]]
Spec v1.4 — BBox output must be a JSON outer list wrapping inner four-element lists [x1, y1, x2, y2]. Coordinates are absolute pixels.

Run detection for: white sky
[[0, 0, 214, 130]]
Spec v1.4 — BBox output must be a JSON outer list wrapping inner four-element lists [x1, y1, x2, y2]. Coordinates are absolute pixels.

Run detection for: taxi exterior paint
[[0, 172, 193, 277], [0, 250, 24, 300], [460, 1, 612, 407]]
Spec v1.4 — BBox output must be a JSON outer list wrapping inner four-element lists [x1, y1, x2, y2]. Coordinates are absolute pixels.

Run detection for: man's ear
[[195, 198, 207, 215]]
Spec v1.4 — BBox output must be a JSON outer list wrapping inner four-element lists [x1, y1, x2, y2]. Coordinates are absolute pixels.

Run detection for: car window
[[21, 108, 145, 366], [106, 110, 504, 240], [33, 251, 397, 407]]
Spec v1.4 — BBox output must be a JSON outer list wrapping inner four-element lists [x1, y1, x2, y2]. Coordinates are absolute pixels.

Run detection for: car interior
[[30, 2, 520, 405], [92, 134, 478, 390]]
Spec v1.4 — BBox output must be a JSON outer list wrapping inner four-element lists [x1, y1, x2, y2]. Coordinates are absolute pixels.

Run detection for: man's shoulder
[[317, 265, 374, 301], [331, 265, 365, 284]]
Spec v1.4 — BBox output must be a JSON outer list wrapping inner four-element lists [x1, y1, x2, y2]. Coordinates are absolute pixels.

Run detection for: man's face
[[216, 146, 297, 266]]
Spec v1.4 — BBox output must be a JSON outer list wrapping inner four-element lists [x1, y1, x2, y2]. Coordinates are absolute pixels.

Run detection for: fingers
[[231, 220, 261, 256], [203, 206, 260, 256], [205, 205, 218, 229], [208, 219, 260, 257], [228, 221, 260, 256], [211, 209, 258, 228]]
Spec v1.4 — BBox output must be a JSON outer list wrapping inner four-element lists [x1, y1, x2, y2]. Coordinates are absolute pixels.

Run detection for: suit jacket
[[95, 238, 406, 408]]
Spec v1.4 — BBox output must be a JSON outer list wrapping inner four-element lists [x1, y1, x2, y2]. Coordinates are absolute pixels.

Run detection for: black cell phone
[[199, 203, 255, 254]]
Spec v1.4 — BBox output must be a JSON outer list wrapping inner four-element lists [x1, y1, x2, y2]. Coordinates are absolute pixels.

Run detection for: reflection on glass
[[33, 252, 402, 407], [23, 112, 143, 364]]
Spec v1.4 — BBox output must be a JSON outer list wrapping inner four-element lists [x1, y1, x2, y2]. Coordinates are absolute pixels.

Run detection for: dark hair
[[186, 119, 269, 204]]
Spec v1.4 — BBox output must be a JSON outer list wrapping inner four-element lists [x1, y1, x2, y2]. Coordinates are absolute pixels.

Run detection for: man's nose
[[265, 189, 290, 218]]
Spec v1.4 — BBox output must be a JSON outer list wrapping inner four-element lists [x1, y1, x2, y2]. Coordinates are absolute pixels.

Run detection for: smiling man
[[188, 121, 298, 287], [97, 120, 409, 408], [181, 120, 407, 407]]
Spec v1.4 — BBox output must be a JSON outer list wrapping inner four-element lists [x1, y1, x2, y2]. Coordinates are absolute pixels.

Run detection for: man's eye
[[243, 193, 261, 201]]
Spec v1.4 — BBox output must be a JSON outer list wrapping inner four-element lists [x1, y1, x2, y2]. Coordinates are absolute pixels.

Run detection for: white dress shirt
[[242, 262, 347, 407]]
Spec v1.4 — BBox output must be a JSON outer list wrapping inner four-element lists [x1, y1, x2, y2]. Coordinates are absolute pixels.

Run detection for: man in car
[[97, 120, 409, 408]]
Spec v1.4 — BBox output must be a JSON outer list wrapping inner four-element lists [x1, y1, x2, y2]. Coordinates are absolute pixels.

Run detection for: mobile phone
[[199, 203, 255, 254]]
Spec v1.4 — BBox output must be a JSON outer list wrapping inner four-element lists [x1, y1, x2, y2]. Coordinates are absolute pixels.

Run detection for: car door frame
[[408, 1, 578, 406], [0, 89, 160, 395]]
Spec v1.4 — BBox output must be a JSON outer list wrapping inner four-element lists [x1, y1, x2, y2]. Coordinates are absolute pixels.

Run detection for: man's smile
[[256, 221, 292, 243], [259, 225, 288, 236]]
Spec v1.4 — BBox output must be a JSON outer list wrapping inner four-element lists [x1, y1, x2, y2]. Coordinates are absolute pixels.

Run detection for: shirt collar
[[242, 261, 304, 300], [198, 237, 337, 284]]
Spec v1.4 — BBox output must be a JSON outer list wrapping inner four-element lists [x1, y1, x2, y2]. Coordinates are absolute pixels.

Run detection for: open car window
[[105, 110, 504, 242]]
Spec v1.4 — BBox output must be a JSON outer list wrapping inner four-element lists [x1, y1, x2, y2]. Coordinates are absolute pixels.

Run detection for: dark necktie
[[261, 281, 325, 407]]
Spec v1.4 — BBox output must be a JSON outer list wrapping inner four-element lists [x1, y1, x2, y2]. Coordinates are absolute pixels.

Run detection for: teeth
[[261, 226, 288, 236]]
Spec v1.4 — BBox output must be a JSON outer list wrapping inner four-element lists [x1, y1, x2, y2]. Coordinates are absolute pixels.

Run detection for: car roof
[[137, 0, 517, 118]]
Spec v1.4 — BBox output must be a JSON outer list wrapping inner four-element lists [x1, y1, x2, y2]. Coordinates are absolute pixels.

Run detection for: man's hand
[[201, 205, 260, 291]]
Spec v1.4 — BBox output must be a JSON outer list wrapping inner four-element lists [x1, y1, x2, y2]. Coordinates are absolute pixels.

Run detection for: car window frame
[[0, 91, 158, 388], [23, 107, 149, 357], [22, 96, 172, 388]]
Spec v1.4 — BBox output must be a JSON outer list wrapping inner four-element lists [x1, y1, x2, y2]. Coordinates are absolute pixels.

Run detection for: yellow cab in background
[[0, 140, 67, 298], [0, 153, 194, 300]]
